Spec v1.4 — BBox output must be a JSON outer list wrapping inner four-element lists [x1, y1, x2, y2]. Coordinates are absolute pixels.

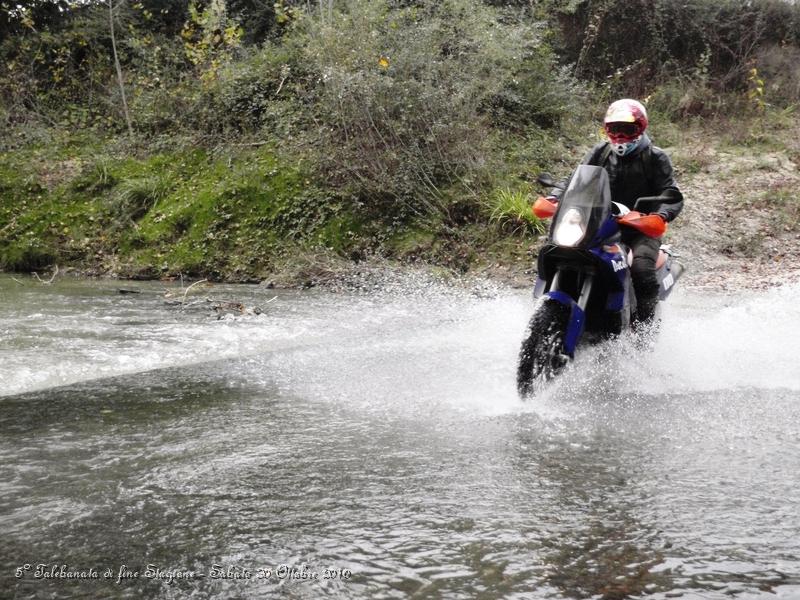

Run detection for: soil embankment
[[670, 143, 800, 291]]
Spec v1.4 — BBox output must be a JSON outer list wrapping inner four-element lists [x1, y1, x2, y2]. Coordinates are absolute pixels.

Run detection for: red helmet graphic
[[604, 99, 648, 156]]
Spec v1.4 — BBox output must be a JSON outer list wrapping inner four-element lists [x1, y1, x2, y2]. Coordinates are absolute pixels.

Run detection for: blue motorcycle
[[517, 165, 684, 396]]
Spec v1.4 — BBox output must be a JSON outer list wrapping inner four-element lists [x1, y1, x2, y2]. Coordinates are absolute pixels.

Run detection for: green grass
[[0, 137, 340, 279], [485, 187, 546, 236]]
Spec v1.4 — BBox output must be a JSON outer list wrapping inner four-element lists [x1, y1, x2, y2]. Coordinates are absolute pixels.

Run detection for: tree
[[0, 0, 70, 40], [108, 0, 134, 135]]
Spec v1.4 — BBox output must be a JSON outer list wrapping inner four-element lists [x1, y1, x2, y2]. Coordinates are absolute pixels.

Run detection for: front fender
[[545, 291, 585, 357]]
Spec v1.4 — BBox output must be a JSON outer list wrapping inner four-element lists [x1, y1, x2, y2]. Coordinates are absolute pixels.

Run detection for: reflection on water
[[1, 275, 799, 599]]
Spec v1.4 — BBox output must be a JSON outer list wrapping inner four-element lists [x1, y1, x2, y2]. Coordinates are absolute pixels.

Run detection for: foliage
[[7, 0, 800, 279], [747, 67, 766, 113], [0, 138, 340, 278], [181, 0, 243, 82], [0, 0, 188, 133], [111, 173, 174, 221], [8, 0, 800, 138], [169, 42, 310, 137], [295, 0, 585, 221], [548, 0, 800, 105], [754, 44, 800, 107], [0, 0, 71, 40]]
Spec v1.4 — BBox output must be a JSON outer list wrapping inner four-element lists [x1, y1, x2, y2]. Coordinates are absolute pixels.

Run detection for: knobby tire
[[517, 299, 571, 397]]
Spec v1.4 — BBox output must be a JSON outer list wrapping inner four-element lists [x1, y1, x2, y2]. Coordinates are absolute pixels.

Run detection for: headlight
[[553, 208, 586, 247]]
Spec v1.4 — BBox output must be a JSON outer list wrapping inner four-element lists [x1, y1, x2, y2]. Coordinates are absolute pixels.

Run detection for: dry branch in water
[[181, 278, 208, 305], [32, 265, 59, 284], [162, 278, 275, 317]]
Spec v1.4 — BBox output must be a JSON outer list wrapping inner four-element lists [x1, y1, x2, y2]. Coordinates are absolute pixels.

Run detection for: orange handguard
[[532, 196, 557, 219], [617, 211, 667, 238]]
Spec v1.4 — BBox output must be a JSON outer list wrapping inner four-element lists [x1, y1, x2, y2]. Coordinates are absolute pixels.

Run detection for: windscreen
[[551, 165, 611, 247]]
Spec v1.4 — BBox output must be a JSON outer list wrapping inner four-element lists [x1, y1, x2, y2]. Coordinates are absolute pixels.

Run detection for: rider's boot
[[635, 294, 658, 325], [631, 293, 660, 352]]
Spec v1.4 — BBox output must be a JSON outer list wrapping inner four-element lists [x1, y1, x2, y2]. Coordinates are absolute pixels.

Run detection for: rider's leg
[[624, 232, 662, 323]]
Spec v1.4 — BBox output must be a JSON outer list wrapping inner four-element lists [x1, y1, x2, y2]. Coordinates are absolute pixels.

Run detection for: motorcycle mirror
[[536, 172, 557, 187]]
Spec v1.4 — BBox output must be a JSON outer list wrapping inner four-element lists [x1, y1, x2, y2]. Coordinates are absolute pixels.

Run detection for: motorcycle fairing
[[589, 238, 630, 304], [549, 166, 612, 249], [656, 256, 684, 300], [590, 214, 621, 247], [534, 238, 633, 338]]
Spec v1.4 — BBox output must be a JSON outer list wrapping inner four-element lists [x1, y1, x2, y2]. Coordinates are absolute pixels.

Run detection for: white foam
[[633, 283, 800, 393], [2, 277, 797, 403]]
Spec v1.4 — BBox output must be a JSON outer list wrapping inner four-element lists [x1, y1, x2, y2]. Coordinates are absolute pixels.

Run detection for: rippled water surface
[[1, 274, 799, 599]]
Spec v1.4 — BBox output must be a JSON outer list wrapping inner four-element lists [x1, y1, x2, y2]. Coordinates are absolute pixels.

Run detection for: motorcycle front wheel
[[516, 298, 571, 397]]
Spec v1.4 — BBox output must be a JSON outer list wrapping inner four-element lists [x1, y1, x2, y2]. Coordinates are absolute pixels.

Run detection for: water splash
[[625, 282, 800, 393], [2, 276, 798, 402]]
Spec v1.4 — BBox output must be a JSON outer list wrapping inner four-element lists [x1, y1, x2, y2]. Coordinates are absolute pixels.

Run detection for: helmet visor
[[606, 122, 641, 137]]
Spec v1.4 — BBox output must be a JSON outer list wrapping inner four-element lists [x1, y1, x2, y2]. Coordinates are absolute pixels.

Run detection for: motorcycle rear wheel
[[517, 299, 571, 397]]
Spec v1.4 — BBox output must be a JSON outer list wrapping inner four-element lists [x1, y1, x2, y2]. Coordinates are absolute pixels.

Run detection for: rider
[[549, 99, 683, 323]]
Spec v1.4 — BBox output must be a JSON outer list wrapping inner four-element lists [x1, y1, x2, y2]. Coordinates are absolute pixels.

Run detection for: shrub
[[552, 0, 800, 99], [294, 0, 585, 221], [185, 42, 311, 136], [755, 44, 800, 107]]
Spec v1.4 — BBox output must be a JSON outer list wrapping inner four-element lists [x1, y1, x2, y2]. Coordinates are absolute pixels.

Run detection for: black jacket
[[552, 135, 684, 222]]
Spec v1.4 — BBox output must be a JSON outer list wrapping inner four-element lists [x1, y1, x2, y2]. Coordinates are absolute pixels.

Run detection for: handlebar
[[532, 199, 666, 238]]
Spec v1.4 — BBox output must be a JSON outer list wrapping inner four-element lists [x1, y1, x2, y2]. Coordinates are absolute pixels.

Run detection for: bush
[[294, 0, 585, 221], [755, 44, 800, 107], [185, 42, 311, 136], [552, 0, 800, 101]]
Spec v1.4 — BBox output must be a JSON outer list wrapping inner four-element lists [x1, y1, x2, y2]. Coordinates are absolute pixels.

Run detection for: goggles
[[605, 122, 641, 137]]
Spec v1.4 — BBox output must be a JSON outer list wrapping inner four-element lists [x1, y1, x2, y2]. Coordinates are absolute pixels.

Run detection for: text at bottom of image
[[15, 563, 353, 584]]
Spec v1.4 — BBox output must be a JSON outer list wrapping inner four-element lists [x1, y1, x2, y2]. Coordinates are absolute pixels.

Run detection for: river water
[[1, 273, 799, 599]]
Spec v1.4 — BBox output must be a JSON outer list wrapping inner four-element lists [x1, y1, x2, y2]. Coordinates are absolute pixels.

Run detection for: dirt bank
[[669, 140, 800, 291]]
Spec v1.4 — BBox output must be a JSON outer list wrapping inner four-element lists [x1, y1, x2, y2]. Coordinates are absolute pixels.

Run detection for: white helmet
[[604, 99, 649, 157]]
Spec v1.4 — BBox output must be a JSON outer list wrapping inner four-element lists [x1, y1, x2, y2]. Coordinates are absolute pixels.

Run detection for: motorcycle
[[516, 164, 684, 396]]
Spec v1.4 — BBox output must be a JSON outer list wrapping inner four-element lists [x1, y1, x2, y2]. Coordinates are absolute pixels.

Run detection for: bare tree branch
[[109, 0, 134, 137]]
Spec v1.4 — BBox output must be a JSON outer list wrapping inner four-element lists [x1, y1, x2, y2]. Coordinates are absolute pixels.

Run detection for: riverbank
[[2, 112, 800, 292]]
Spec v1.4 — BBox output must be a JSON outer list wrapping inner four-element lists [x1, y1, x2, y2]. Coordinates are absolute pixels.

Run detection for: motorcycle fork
[[550, 269, 595, 311], [576, 273, 594, 311], [548, 269, 595, 356]]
